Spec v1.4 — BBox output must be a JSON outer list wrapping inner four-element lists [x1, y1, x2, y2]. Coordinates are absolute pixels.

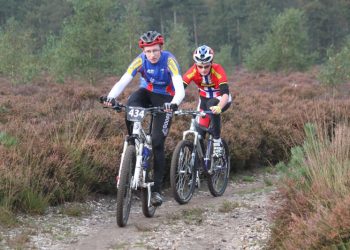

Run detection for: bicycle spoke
[[207, 141, 230, 197], [176, 148, 192, 199], [170, 140, 196, 204]]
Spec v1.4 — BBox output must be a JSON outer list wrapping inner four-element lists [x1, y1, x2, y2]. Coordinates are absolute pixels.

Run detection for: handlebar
[[102, 102, 166, 114], [174, 109, 212, 117]]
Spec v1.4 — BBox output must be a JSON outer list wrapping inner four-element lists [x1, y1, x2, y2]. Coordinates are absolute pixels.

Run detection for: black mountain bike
[[170, 109, 230, 204], [105, 103, 164, 227]]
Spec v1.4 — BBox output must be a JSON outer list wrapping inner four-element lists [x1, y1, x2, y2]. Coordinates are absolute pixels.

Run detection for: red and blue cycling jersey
[[126, 51, 181, 96], [183, 63, 228, 98]]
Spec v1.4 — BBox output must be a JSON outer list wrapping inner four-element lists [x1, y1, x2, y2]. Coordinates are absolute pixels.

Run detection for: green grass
[[263, 176, 273, 186], [182, 207, 205, 225], [59, 202, 91, 217], [241, 175, 255, 182], [0, 206, 18, 227], [17, 190, 49, 215], [165, 207, 206, 225], [0, 131, 18, 148], [218, 200, 240, 213], [268, 122, 350, 249]]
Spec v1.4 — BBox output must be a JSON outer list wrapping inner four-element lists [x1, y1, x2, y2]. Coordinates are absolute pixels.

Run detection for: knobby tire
[[116, 145, 135, 227], [170, 140, 196, 204], [207, 139, 230, 197]]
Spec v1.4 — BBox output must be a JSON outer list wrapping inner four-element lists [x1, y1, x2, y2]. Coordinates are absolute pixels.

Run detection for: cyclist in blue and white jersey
[[103, 31, 185, 206]]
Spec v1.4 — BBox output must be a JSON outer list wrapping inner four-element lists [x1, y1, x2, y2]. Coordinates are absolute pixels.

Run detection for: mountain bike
[[104, 102, 165, 227], [170, 109, 230, 204]]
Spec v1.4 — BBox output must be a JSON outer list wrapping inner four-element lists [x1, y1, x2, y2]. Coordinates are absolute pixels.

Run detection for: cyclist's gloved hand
[[99, 95, 107, 103], [163, 102, 178, 112], [114, 102, 123, 112], [100, 95, 116, 107], [210, 105, 222, 114]]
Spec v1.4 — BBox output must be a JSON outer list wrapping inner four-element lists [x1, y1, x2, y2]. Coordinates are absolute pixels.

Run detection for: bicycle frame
[[103, 103, 167, 226], [177, 111, 216, 188], [116, 106, 161, 208], [170, 109, 231, 205]]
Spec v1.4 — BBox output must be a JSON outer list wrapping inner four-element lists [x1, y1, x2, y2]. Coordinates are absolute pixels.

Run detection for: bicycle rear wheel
[[207, 139, 230, 197], [116, 145, 135, 227], [170, 140, 196, 204]]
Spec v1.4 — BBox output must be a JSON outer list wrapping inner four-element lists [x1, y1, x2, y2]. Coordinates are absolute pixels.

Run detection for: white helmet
[[193, 45, 214, 64]]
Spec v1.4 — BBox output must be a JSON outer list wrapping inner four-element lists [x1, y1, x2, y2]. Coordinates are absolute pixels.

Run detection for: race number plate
[[126, 107, 146, 122]]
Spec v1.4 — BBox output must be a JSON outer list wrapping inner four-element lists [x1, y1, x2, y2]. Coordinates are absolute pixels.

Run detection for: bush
[[269, 121, 350, 249], [43, 0, 119, 83], [215, 44, 235, 76], [244, 8, 314, 72], [0, 18, 40, 84], [318, 38, 350, 86], [164, 23, 191, 73]]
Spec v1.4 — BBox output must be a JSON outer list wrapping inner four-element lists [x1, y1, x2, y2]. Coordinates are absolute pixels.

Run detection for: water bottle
[[142, 144, 152, 169]]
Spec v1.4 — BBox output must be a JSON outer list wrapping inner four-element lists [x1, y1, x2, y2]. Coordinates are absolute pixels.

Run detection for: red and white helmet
[[138, 31, 164, 48], [193, 45, 214, 64]]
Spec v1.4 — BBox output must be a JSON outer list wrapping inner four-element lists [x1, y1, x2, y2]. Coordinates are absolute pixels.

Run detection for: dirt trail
[[62, 171, 279, 250], [0, 171, 280, 250]]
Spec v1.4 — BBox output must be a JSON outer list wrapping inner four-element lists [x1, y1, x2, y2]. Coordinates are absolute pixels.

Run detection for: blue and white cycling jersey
[[126, 51, 181, 96]]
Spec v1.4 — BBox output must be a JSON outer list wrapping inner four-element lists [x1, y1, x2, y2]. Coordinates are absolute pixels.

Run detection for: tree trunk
[[192, 10, 198, 47], [160, 14, 164, 35], [237, 18, 241, 65], [173, 9, 177, 28]]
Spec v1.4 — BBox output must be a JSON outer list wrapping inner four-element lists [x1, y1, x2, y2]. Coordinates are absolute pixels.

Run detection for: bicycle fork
[[116, 139, 143, 190], [116, 140, 129, 188], [204, 138, 213, 174], [182, 128, 202, 189]]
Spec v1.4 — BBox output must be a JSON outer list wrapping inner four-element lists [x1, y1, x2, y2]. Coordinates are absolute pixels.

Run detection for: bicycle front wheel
[[170, 140, 196, 204], [116, 145, 135, 227], [207, 139, 230, 197]]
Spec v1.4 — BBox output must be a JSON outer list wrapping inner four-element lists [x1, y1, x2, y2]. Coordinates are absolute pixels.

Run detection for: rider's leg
[[150, 92, 173, 205], [207, 98, 231, 139], [207, 98, 231, 157], [151, 108, 173, 193]]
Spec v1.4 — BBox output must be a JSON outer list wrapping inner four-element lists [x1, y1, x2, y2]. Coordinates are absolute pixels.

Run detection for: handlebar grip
[[99, 96, 106, 103]]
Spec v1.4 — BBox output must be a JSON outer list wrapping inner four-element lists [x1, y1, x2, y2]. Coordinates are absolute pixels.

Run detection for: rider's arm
[[107, 72, 133, 99], [167, 57, 185, 105], [217, 84, 230, 109], [171, 75, 185, 105], [107, 56, 142, 99]]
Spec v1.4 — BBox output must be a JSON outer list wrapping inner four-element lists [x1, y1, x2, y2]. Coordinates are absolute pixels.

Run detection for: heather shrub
[[269, 121, 350, 249], [1, 68, 350, 215], [0, 81, 120, 213]]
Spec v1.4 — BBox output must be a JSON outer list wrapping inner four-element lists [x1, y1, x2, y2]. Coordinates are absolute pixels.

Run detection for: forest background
[[0, 0, 350, 249]]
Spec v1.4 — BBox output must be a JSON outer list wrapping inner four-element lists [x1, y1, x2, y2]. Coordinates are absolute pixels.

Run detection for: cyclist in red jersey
[[182, 45, 232, 157]]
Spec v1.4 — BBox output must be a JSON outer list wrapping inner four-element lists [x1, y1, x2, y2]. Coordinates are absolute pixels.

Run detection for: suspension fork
[[204, 136, 213, 173], [131, 121, 144, 190], [116, 139, 129, 188]]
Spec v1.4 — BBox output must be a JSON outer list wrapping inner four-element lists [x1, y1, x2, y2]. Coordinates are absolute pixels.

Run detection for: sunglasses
[[197, 64, 211, 69]]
